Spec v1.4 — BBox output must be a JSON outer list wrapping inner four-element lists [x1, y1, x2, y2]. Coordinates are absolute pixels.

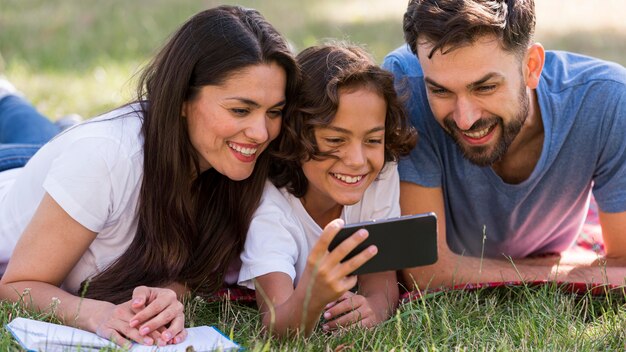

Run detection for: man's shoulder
[[382, 45, 424, 78], [543, 51, 626, 87]]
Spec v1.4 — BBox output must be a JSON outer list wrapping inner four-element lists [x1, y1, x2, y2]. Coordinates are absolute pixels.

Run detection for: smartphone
[[327, 213, 438, 275]]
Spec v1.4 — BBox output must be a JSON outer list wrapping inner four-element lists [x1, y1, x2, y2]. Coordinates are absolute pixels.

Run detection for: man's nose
[[452, 96, 482, 131]]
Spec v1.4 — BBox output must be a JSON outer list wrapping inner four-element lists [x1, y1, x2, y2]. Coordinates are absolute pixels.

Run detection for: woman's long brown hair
[[81, 6, 299, 303]]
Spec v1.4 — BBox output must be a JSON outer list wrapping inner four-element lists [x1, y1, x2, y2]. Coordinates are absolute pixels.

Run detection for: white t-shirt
[[0, 105, 144, 293], [238, 163, 400, 289]]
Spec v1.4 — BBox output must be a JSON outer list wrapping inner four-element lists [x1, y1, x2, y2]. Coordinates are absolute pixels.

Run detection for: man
[[383, 0, 626, 290]]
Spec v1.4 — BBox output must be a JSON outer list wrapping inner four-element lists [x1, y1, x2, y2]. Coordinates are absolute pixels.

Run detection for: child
[[239, 43, 417, 337]]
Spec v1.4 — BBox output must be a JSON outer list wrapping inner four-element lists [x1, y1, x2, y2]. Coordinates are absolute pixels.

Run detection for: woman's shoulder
[[22, 104, 146, 190], [49, 104, 144, 159], [72, 104, 142, 140]]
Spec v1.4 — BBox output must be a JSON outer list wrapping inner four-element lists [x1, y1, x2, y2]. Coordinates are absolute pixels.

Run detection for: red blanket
[[210, 196, 613, 303]]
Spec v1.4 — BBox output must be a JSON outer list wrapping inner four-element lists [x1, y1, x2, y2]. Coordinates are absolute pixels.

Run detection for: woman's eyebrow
[[225, 97, 286, 108]]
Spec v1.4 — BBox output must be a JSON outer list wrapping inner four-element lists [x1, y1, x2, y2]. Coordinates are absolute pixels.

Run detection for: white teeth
[[332, 173, 363, 184], [228, 142, 257, 156], [462, 126, 492, 139]]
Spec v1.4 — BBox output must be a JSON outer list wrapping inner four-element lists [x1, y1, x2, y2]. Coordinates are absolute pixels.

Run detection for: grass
[[3, 284, 626, 350], [1, 0, 625, 118], [2, 0, 626, 350]]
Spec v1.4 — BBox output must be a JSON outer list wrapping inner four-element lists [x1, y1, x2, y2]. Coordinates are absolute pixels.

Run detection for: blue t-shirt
[[383, 45, 626, 258]]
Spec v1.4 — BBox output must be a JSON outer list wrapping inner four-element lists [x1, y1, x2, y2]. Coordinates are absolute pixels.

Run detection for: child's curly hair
[[271, 42, 417, 197]]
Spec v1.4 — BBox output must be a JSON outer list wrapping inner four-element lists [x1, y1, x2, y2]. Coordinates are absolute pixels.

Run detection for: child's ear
[[523, 43, 545, 89]]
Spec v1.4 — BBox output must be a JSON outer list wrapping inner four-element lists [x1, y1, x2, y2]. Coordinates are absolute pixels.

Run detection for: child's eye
[[367, 138, 384, 145], [324, 137, 344, 145]]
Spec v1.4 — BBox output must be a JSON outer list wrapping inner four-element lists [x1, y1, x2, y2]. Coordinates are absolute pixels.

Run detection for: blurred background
[[1, 0, 625, 119]]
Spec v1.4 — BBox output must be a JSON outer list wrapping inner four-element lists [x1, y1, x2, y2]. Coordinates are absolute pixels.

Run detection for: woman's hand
[[93, 286, 185, 347], [322, 291, 382, 331], [129, 286, 186, 345], [0, 195, 186, 346]]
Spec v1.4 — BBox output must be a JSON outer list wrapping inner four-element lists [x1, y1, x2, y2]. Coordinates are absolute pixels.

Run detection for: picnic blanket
[[401, 196, 616, 301], [209, 197, 611, 304], [570, 195, 604, 255]]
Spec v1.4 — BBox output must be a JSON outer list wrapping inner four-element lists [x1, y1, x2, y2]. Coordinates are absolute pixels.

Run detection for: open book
[[6, 317, 239, 351]]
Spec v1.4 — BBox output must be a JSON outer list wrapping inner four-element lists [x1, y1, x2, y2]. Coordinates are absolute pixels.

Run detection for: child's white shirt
[[238, 163, 400, 289]]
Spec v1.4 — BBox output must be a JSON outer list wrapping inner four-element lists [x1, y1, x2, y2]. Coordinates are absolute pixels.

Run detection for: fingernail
[[323, 311, 331, 319], [129, 319, 139, 327], [132, 298, 142, 305], [140, 326, 150, 335], [369, 245, 378, 254], [173, 336, 180, 344], [163, 331, 172, 341], [322, 324, 329, 331], [359, 229, 368, 237], [143, 337, 154, 345], [158, 338, 167, 347]]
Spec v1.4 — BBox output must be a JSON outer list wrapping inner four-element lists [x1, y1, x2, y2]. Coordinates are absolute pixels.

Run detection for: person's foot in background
[[0, 76, 19, 101], [54, 113, 82, 132], [1, 76, 82, 134]]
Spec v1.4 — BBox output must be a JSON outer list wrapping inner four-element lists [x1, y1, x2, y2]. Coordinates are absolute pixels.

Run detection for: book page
[[6, 317, 239, 351], [131, 325, 239, 352], [7, 317, 113, 351]]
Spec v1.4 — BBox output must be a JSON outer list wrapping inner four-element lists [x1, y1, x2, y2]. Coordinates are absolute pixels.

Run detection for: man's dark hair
[[404, 0, 536, 58]]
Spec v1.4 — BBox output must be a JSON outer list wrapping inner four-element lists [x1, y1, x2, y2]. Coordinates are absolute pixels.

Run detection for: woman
[[238, 43, 417, 337], [0, 5, 298, 347]]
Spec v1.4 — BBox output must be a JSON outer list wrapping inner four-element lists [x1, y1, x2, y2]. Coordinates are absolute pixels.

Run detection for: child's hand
[[321, 291, 381, 331], [298, 219, 378, 312]]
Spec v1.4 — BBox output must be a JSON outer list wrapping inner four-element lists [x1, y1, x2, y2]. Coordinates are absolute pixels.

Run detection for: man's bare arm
[[399, 182, 626, 290]]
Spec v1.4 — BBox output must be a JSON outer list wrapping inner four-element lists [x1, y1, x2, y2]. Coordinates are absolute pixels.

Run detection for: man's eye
[[477, 85, 496, 93], [430, 88, 448, 95]]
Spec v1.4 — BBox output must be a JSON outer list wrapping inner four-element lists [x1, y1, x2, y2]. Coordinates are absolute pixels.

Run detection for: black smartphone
[[327, 213, 438, 275]]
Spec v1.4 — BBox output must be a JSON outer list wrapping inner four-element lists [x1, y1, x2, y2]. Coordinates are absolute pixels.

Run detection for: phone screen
[[327, 213, 438, 275]]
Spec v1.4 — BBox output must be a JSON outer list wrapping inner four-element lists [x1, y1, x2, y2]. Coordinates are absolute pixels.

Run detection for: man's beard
[[443, 85, 530, 167]]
